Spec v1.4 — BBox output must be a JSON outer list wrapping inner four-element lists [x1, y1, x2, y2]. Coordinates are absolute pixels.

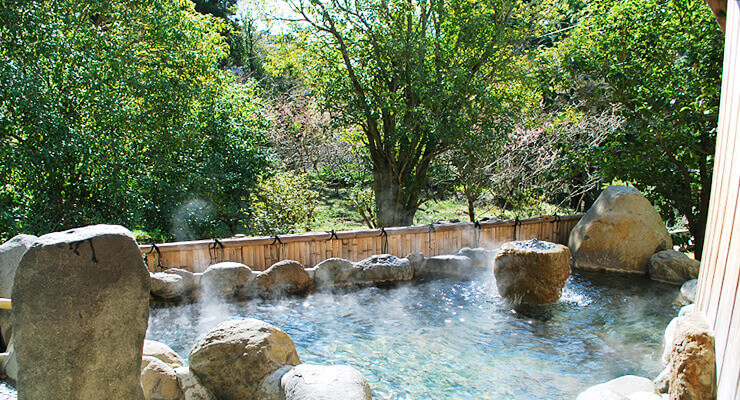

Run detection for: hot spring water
[[146, 271, 680, 399]]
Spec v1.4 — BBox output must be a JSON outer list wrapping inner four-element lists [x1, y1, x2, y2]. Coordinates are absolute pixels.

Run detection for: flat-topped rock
[[494, 239, 570, 304], [13, 224, 150, 400]]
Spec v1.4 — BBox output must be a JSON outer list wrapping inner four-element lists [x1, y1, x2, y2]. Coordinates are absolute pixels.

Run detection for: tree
[[546, 0, 723, 258], [0, 0, 271, 240], [277, 0, 547, 227]]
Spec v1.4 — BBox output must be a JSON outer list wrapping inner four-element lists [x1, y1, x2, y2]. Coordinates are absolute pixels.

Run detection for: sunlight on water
[[147, 271, 680, 400]]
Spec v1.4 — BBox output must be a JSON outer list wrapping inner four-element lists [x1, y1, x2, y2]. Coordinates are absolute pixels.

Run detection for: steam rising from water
[[147, 271, 680, 399]]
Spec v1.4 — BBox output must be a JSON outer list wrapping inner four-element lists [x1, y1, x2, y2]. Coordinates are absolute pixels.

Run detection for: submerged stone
[[281, 364, 372, 400], [576, 375, 660, 400]]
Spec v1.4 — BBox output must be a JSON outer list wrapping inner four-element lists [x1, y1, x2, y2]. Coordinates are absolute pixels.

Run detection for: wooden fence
[[139, 214, 582, 273], [696, 2, 740, 399]]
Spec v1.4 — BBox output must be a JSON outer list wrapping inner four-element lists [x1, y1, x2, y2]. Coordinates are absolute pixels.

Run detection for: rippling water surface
[[147, 271, 680, 399]]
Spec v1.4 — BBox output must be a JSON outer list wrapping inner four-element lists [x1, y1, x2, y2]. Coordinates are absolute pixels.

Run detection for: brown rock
[[569, 186, 672, 274], [143, 340, 186, 369], [141, 356, 181, 400], [493, 239, 571, 304], [200, 262, 252, 296], [253, 260, 310, 296], [648, 250, 700, 285], [189, 319, 301, 400], [668, 313, 716, 400]]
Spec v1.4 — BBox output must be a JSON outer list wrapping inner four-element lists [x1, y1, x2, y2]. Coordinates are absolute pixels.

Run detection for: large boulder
[[281, 364, 372, 400], [12, 225, 150, 400], [493, 240, 571, 304], [143, 340, 186, 369], [314, 255, 412, 289], [174, 366, 216, 400], [141, 356, 181, 400], [253, 260, 311, 297], [569, 186, 672, 274], [576, 375, 660, 400], [200, 262, 252, 297], [667, 313, 716, 400], [189, 319, 301, 400], [415, 255, 475, 278], [648, 250, 700, 285], [0, 234, 36, 351]]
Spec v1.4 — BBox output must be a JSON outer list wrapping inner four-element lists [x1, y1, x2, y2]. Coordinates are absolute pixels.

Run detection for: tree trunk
[[467, 196, 476, 222], [373, 164, 416, 227]]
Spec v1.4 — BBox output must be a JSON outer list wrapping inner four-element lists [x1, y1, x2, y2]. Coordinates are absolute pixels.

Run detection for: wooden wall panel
[[696, 2, 740, 399], [140, 215, 582, 272]]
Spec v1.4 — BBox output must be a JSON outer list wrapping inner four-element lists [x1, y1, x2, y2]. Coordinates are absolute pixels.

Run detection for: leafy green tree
[[250, 171, 319, 234], [277, 0, 549, 227], [546, 0, 723, 258], [0, 0, 271, 240]]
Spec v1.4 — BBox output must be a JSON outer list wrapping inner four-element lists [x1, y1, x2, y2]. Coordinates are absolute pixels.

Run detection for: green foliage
[[545, 0, 723, 257], [0, 0, 271, 241], [273, 0, 551, 227], [250, 171, 319, 234]]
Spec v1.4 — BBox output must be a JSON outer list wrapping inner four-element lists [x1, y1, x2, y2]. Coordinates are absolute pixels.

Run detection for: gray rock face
[[174, 366, 216, 400], [667, 313, 716, 400], [680, 279, 698, 303], [150, 272, 188, 299], [0, 234, 36, 351], [404, 252, 425, 275], [164, 268, 197, 292], [569, 186, 672, 274], [0, 235, 36, 298], [493, 240, 571, 304], [353, 254, 413, 284], [455, 247, 493, 269], [576, 375, 660, 400], [313, 258, 357, 289], [416, 255, 475, 278], [189, 319, 300, 400], [12, 225, 150, 400], [648, 250, 700, 285], [253, 260, 311, 297], [314, 256, 412, 289], [200, 262, 252, 296], [281, 364, 372, 400]]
